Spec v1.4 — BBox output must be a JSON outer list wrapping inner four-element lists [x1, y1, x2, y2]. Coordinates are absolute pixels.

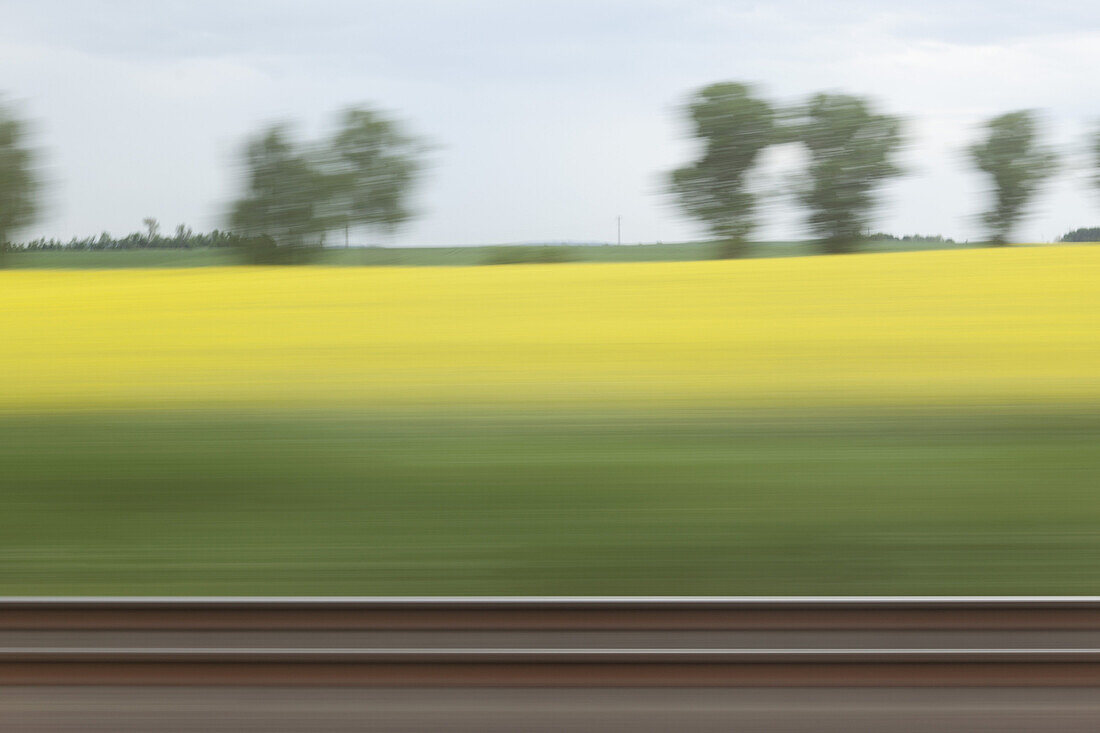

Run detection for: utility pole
[[345, 223, 349, 249], [617, 215, 621, 246]]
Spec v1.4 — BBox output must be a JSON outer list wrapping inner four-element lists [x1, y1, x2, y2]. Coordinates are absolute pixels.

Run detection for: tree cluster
[[1059, 227, 1100, 243], [228, 107, 427, 263], [0, 89, 1097, 265], [668, 83, 1084, 255], [667, 83, 777, 259], [668, 84, 906, 256]]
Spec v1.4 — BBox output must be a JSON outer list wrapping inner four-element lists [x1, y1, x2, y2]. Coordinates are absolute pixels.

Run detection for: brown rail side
[[3, 598, 1100, 631]]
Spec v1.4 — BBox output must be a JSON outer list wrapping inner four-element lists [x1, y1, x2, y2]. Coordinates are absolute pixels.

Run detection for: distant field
[[3, 245, 1100, 595], [7, 248, 241, 268], [5, 238, 976, 268]]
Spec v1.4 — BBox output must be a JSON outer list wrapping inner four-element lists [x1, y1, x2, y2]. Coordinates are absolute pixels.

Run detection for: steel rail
[[6, 599, 1100, 686]]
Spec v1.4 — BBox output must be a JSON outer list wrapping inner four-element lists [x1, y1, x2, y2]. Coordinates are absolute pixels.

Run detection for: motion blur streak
[[2, 244, 1100, 412]]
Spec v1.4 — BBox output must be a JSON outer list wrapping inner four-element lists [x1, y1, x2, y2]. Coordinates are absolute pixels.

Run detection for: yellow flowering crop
[[3, 245, 1100, 411]]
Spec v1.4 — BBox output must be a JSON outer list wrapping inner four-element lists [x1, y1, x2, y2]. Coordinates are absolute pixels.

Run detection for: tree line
[[21, 220, 241, 251], [0, 85, 1098, 264], [1060, 227, 1100, 243], [668, 83, 1076, 257]]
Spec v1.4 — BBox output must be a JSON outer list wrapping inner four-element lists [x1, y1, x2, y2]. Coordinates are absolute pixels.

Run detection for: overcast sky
[[1, 0, 1097, 245]]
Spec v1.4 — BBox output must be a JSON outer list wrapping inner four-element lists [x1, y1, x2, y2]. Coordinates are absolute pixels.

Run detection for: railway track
[[3, 597, 1100, 686]]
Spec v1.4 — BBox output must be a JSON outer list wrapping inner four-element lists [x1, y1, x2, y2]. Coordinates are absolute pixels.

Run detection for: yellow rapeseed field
[[3, 245, 1100, 411]]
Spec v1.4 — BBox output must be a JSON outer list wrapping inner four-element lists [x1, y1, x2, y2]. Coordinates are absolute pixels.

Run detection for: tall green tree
[[229, 125, 327, 259], [0, 99, 39, 263], [142, 217, 160, 243], [322, 107, 427, 243], [229, 107, 427, 260], [667, 83, 776, 259], [793, 93, 905, 254], [967, 110, 1057, 245]]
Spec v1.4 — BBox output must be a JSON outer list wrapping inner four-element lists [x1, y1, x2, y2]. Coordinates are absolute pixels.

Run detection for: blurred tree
[[968, 111, 1057, 245], [0, 99, 39, 264], [667, 83, 776, 259], [229, 108, 426, 261], [143, 217, 159, 242], [792, 93, 905, 254], [322, 107, 427, 244], [229, 125, 327, 261], [1092, 124, 1100, 201]]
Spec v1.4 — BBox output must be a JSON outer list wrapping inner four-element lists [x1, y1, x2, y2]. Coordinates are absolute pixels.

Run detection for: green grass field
[[5, 238, 977, 269], [5, 248, 241, 268], [3, 408, 1098, 595]]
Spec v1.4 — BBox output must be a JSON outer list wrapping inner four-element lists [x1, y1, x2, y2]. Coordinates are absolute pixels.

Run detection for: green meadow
[[3, 409, 1098, 595]]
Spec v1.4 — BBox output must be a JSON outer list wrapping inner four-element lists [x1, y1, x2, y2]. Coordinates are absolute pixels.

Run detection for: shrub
[[481, 246, 576, 265], [1059, 228, 1100, 243], [237, 236, 324, 265]]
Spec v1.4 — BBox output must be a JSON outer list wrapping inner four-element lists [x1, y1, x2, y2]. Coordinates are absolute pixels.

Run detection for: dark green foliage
[[792, 94, 905, 254], [20, 228, 241, 251], [227, 108, 427, 263], [481, 245, 577, 265], [0, 99, 39, 265], [667, 83, 776, 259], [237, 234, 324, 265], [713, 239, 752, 259], [968, 111, 1057, 245], [322, 107, 427, 235], [229, 125, 327, 261], [1058, 227, 1100, 243]]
